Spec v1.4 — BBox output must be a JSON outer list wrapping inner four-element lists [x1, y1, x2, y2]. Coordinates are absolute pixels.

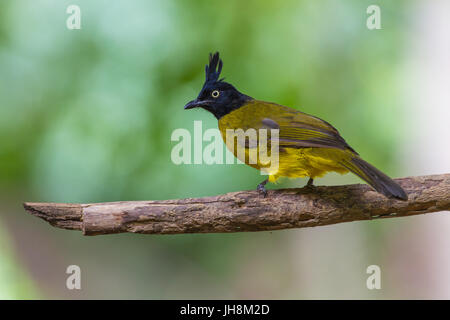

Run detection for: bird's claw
[[257, 183, 268, 198], [304, 178, 315, 190]]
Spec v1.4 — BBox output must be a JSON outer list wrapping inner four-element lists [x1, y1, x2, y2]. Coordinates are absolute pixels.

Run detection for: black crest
[[205, 52, 223, 83]]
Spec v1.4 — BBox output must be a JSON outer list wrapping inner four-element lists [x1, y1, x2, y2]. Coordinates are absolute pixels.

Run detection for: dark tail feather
[[341, 157, 408, 201]]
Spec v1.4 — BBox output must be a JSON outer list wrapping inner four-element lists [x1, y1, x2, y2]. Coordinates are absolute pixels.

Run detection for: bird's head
[[184, 52, 252, 119]]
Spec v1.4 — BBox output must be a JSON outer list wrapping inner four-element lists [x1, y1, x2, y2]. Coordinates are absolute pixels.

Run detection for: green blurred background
[[1, 0, 449, 299]]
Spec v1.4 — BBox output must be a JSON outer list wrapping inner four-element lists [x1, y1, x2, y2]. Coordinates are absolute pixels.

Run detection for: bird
[[184, 52, 408, 200]]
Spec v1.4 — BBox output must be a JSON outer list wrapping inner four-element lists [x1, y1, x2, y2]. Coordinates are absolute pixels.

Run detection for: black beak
[[184, 99, 204, 110]]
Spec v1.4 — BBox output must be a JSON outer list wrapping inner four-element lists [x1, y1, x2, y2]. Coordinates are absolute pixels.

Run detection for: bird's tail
[[340, 156, 408, 200]]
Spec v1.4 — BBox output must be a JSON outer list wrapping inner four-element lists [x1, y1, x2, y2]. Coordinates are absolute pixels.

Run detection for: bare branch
[[24, 174, 450, 236]]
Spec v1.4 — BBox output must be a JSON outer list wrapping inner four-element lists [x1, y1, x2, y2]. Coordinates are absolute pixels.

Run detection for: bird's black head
[[184, 52, 252, 119]]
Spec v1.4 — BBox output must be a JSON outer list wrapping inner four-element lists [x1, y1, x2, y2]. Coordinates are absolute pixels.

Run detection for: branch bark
[[24, 174, 450, 236]]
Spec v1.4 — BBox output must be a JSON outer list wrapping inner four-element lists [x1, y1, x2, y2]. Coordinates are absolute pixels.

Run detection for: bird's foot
[[257, 179, 268, 198], [304, 178, 315, 190]]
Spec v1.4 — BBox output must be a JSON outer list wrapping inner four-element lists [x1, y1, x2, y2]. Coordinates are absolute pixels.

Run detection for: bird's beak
[[184, 99, 205, 110], [184, 99, 200, 110]]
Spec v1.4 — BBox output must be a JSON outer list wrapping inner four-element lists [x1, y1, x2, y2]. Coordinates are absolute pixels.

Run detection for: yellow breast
[[218, 102, 351, 182]]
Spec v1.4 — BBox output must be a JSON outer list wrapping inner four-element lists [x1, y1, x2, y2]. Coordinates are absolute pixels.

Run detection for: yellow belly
[[270, 147, 349, 182], [219, 128, 350, 183], [217, 103, 353, 183]]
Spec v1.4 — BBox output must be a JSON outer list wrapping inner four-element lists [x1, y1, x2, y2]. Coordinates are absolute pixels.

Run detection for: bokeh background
[[0, 0, 449, 299]]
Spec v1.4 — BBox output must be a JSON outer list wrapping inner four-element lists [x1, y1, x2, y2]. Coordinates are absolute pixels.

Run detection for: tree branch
[[24, 174, 450, 236]]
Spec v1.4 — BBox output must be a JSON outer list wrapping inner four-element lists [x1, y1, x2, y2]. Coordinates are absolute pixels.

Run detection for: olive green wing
[[251, 101, 357, 154]]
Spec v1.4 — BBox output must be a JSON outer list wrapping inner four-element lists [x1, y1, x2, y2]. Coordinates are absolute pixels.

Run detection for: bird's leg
[[306, 177, 314, 188], [257, 179, 269, 197]]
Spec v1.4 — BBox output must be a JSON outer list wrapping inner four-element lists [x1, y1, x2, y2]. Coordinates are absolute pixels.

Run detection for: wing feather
[[256, 101, 357, 154]]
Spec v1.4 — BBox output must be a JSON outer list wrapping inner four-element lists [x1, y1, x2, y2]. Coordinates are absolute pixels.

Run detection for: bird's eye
[[211, 90, 220, 98]]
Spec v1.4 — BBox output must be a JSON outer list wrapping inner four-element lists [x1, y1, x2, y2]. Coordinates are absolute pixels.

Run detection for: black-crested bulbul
[[184, 52, 407, 200]]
